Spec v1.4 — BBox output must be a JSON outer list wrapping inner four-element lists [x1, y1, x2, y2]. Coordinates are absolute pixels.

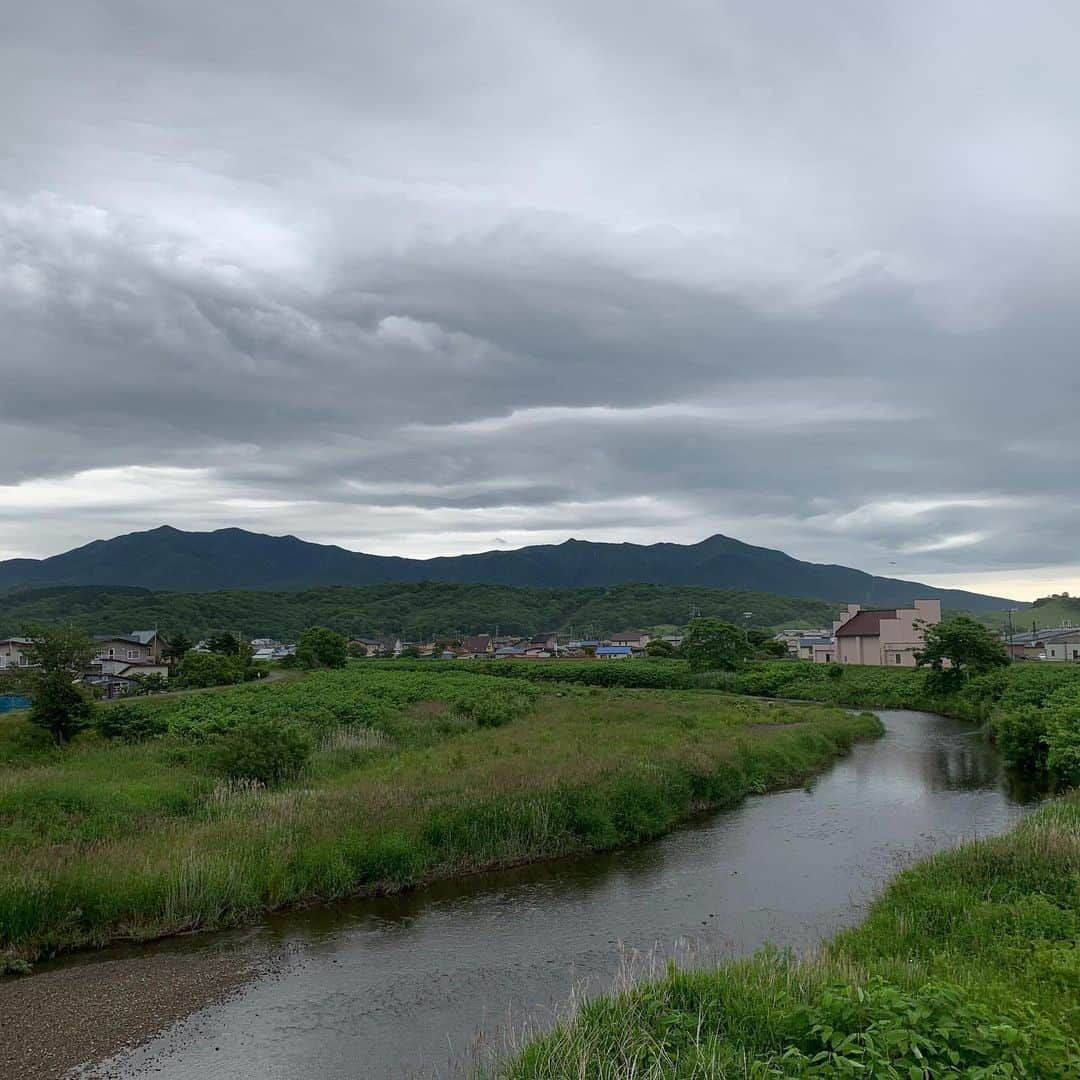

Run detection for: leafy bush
[[95, 703, 168, 743], [473, 660, 693, 689], [176, 651, 247, 688], [109, 667, 539, 747], [1045, 714, 1080, 786], [993, 706, 1049, 773], [771, 977, 1079, 1076], [214, 716, 313, 785]]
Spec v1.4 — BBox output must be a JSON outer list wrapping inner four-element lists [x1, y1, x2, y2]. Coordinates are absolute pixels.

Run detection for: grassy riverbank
[[497, 792, 1080, 1077], [0, 669, 879, 968], [469, 658, 1080, 786], [717, 661, 1080, 787]]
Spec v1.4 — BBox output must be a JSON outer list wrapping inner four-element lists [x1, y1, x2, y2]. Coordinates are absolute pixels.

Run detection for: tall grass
[[495, 792, 1080, 1077], [0, 677, 879, 968]]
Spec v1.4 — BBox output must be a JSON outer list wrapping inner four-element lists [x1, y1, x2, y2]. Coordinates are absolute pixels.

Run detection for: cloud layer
[[2, 2, 1078, 598]]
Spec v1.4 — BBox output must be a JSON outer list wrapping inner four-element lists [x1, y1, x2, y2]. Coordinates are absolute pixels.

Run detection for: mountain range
[[0, 526, 1018, 614]]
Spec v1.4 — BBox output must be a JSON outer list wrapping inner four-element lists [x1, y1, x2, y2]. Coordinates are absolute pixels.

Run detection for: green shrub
[[214, 717, 313, 785], [176, 651, 247, 688], [992, 706, 1049, 772], [95, 703, 168, 743], [772, 977, 1079, 1077], [1046, 716, 1080, 787]]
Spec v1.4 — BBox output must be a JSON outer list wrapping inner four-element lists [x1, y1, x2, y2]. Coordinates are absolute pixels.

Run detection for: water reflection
[[86, 711, 1041, 1080]]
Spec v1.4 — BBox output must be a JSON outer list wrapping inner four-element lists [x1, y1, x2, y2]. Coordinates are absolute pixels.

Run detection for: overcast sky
[[2, 2, 1078, 599]]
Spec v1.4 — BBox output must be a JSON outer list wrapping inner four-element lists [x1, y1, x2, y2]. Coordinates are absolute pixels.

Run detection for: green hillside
[[981, 594, 1080, 634], [0, 582, 841, 641]]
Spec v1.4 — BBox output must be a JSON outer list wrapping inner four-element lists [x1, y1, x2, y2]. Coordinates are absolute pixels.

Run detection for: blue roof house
[[595, 645, 633, 660]]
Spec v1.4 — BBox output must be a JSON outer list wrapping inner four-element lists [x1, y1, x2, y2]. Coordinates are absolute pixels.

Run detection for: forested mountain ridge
[[0, 526, 1017, 612], [0, 582, 842, 640]]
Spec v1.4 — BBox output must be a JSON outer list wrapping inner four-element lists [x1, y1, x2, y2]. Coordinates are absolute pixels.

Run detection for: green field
[[498, 792, 1080, 1077], [0, 667, 878, 968]]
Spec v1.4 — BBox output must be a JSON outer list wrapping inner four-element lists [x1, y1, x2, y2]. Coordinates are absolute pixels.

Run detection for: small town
[[4, 596, 1080, 707]]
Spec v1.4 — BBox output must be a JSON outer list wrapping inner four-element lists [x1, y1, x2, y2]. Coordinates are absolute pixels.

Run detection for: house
[[379, 636, 403, 657], [1044, 634, 1080, 662], [829, 599, 941, 666], [0, 638, 33, 670], [97, 657, 169, 678], [797, 635, 835, 662], [128, 630, 166, 662], [93, 636, 154, 664], [81, 672, 141, 699], [348, 637, 401, 657], [83, 659, 169, 698], [462, 634, 494, 657], [610, 630, 647, 648], [596, 645, 633, 660], [348, 638, 381, 656]]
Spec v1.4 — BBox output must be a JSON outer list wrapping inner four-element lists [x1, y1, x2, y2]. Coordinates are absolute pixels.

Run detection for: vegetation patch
[[0, 671, 877, 967], [714, 660, 1080, 787]]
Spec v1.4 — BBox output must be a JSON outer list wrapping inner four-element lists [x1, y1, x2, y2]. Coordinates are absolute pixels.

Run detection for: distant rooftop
[[835, 610, 898, 638]]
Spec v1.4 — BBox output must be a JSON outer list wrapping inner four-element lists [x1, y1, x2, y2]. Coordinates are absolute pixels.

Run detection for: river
[[77, 710, 1039, 1079]]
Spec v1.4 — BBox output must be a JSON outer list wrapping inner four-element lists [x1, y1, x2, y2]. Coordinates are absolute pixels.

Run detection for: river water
[[83, 710, 1039, 1079]]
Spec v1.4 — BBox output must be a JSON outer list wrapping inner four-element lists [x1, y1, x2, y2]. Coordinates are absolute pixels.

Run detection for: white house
[[0, 638, 32, 670]]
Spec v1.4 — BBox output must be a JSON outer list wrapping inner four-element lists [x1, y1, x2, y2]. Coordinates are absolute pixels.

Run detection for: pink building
[[830, 599, 941, 667]]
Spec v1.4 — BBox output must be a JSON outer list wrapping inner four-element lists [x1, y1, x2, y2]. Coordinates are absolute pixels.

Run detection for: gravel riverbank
[[0, 946, 268, 1079]]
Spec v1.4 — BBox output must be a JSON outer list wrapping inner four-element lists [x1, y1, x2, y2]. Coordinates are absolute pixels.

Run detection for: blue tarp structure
[[0, 695, 31, 713]]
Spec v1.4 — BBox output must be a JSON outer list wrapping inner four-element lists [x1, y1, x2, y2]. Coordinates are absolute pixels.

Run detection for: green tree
[[176, 650, 247, 688], [680, 618, 753, 672], [4, 626, 98, 745], [295, 626, 348, 669], [164, 633, 193, 662], [645, 639, 676, 658], [206, 632, 241, 655], [916, 615, 1009, 691], [755, 639, 789, 659]]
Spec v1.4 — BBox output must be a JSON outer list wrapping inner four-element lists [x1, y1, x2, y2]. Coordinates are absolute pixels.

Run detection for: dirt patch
[[0, 946, 268, 1080]]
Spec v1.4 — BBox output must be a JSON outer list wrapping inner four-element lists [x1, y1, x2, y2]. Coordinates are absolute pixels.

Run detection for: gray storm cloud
[[1, 1, 1078, 596]]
